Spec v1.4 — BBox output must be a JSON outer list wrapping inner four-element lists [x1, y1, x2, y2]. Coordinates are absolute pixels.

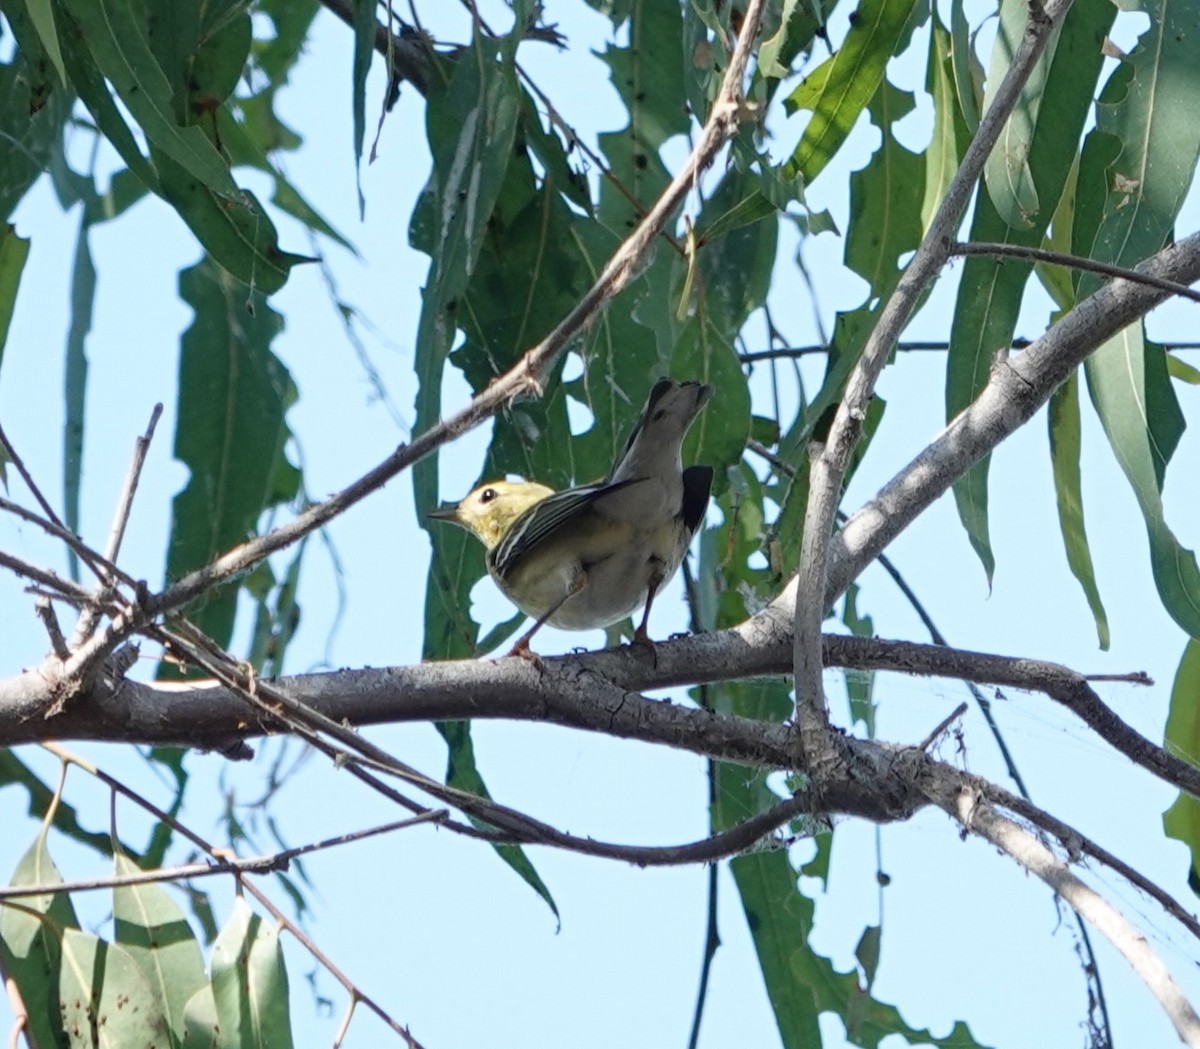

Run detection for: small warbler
[[429, 379, 715, 656]]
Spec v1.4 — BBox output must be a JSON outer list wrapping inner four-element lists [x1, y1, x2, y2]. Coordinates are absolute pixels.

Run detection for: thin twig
[[71, 405, 162, 646], [0, 811, 448, 900], [102, 404, 162, 567], [0, 422, 67, 536], [0, 549, 95, 605], [918, 702, 967, 751], [0, 495, 128, 594], [35, 599, 69, 659], [952, 241, 1200, 304], [739, 338, 1200, 363]]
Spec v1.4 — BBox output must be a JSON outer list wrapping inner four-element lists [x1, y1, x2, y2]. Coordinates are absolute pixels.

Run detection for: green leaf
[[981, 0, 1047, 229], [245, 542, 305, 677], [1167, 352, 1200, 385], [711, 686, 984, 1049], [210, 897, 294, 1049], [949, 0, 981, 132], [59, 929, 171, 1047], [181, 985, 221, 1049], [1075, 0, 1200, 295], [62, 215, 95, 583], [351, 0, 374, 217], [1163, 639, 1200, 890], [922, 13, 973, 230], [165, 258, 299, 651], [59, 0, 237, 196], [517, 88, 593, 213], [692, 168, 780, 343], [0, 831, 81, 1049], [0, 57, 73, 219], [22, 0, 68, 86], [1084, 328, 1200, 638], [596, 1, 688, 230], [113, 850, 209, 1044], [155, 150, 309, 295], [758, 0, 804, 79], [782, 0, 919, 185], [0, 225, 30, 374], [52, 13, 158, 192], [856, 924, 882, 989], [671, 317, 752, 488], [440, 720, 560, 923], [1048, 372, 1109, 649], [412, 32, 525, 609], [845, 82, 924, 296], [409, 36, 556, 918], [842, 583, 877, 734]]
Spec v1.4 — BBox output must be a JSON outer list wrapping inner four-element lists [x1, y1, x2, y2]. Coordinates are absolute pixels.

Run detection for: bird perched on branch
[[429, 379, 715, 658]]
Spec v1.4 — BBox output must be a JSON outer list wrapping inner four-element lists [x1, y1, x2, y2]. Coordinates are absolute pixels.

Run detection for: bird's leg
[[631, 564, 666, 655], [507, 570, 587, 662]]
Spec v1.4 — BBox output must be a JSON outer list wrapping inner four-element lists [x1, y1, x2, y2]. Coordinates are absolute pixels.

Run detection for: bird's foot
[[507, 636, 545, 670], [630, 627, 658, 668]]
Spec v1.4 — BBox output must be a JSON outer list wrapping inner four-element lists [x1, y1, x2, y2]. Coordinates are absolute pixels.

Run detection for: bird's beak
[[426, 503, 460, 522]]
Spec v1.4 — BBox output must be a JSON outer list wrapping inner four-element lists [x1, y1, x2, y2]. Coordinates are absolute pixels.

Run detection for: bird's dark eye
[[480, 488, 497, 503], [653, 409, 667, 422]]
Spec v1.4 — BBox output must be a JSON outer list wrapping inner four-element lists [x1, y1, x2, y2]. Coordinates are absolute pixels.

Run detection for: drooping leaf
[[59, 0, 237, 195], [62, 215, 95, 583], [165, 258, 299, 652], [113, 849, 209, 1044], [1047, 372, 1109, 649], [783, 0, 920, 185], [59, 929, 171, 1047], [946, 0, 1112, 585], [596, 0, 688, 231], [210, 897, 294, 1049], [1084, 327, 1200, 638], [0, 225, 30, 386], [350, 0, 374, 216], [1163, 639, 1200, 893], [922, 13, 973, 230], [155, 150, 310, 296], [1, 831, 81, 1048]]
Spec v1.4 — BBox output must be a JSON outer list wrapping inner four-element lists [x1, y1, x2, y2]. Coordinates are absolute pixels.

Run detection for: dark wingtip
[[681, 465, 714, 534]]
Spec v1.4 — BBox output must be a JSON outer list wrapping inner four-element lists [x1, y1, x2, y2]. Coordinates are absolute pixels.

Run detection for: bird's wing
[[490, 479, 640, 578], [680, 465, 713, 536]]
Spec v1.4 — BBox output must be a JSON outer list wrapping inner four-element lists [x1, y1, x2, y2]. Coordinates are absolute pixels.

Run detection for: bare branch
[[796, 228, 1200, 612], [944, 783, 1200, 1046], [13, 630, 1187, 811], [826, 636, 1200, 799]]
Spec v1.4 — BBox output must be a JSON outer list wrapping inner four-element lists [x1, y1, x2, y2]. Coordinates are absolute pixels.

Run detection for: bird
[[429, 378, 715, 658]]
